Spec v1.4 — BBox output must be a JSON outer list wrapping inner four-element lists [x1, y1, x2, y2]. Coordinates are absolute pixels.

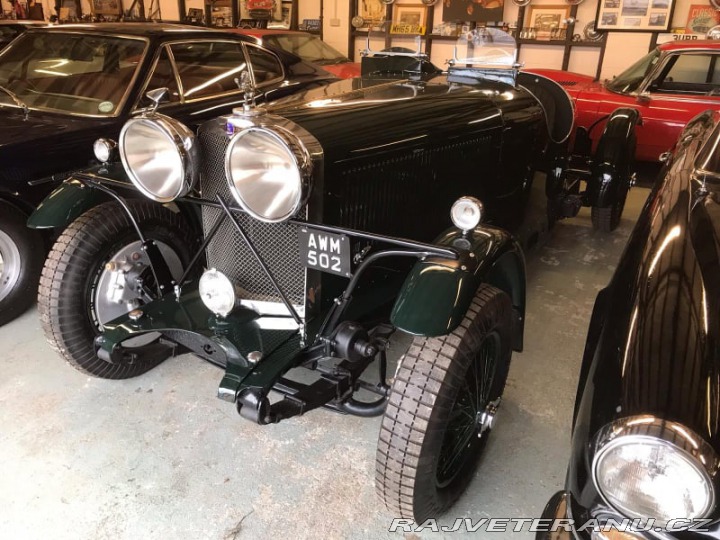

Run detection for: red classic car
[[233, 29, 361, 79], [527, 40, 720, 162]]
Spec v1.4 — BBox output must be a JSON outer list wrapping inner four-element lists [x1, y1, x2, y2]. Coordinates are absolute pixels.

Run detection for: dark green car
[[29, 30, 637, 522]]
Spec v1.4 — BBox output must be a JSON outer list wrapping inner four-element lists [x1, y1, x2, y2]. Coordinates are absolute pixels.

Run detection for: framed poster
[[442, 0, 504, 24], [239, 0, 283, 23], [527, 5, 571, 37], [356, 0, 385, 29], [91, 0, 120, 15], [391, 4, 427, 34], [685, 4, 720, 34], [596, 0, 674, 31]]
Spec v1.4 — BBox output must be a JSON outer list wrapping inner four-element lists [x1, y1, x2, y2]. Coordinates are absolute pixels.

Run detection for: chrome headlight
[[451, 196, 484, 232], [93, 138, 117, 163], [199, 269, 236, 317], [592, 416, 717, 526], [225, 127, 311, 223], [119, 115, 198, 203]]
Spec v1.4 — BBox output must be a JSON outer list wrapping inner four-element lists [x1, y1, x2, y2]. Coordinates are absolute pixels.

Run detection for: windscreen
[[263, 33, 348, 65], [0, 32, 146, 116]]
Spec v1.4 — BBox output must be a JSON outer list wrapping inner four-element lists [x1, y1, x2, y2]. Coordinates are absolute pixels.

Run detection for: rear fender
[[391, 225, 526, 351], [586, 108, 640, 208]]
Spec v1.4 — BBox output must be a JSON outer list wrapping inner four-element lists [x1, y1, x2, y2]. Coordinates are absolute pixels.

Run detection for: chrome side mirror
[[145, 87, 169, 114], [636, 92, 651, 104]]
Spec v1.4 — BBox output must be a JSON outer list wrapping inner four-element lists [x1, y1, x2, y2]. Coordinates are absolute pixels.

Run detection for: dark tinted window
[[170, 41, 248, 99], [246, 44, 283, 84], [652, 53, 720, 95]]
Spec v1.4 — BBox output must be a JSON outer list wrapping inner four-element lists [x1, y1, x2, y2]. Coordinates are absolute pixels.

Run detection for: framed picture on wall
[[91, 0, 120, 15], [442, 0, 504, 23], [355, 0, 385, 30], [391, 4, 427, 34], [685, 4, 720, 34], [526, 5, 570, 38], [596, 0, 674, 31]]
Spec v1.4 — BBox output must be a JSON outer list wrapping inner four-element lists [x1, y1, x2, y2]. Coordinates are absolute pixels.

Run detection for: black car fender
[[390, 224, 526, 351], [585, 108, 641, 208]]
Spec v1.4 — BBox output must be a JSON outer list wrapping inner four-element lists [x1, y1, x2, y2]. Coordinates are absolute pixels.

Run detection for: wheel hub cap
[[477, 397, 501, 437], [0, 229, 21, 303]]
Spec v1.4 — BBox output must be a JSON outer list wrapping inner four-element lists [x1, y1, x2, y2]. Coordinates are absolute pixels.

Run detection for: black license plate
[[299, 228, 351, 277]]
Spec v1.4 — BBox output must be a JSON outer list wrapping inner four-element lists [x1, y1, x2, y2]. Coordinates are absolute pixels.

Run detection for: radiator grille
[[199, 128, 306, 306]]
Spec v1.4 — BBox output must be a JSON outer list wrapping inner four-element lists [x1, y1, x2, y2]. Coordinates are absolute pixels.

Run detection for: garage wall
[[8, 0, 710, 81]]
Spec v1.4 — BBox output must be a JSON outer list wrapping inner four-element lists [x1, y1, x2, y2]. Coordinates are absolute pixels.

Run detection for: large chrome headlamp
[[592, 416, 718, 526], [119, 115, 198, 203], [225, 126, 311, 223]]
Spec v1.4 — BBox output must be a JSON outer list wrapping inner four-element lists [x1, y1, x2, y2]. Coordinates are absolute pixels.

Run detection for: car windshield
[[606, 48, 661, 94], [262, 34, 348, 65], [0, 32, 146, 116]]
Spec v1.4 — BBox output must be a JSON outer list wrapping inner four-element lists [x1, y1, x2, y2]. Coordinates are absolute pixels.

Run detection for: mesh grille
[[199, 128, 306, 306]]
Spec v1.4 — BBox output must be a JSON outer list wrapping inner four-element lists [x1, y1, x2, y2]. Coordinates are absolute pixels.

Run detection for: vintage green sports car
[[29, 30, 637, 521]]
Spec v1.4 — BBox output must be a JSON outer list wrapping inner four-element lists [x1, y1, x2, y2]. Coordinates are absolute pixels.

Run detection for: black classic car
[[0, 22, 336, 325], [29, 30, 636, 521], [538, 109, 720, 538]]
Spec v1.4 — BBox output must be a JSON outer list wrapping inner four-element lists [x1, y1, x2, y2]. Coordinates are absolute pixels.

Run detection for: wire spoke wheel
[[436, 333, 498, 487], [376, 284, 512, 522]]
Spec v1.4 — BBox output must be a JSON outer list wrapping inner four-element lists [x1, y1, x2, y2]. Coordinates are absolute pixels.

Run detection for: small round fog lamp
[[451, 196, 484, 232], [93, 138, 117, 163], [199, 269, 236, 317]]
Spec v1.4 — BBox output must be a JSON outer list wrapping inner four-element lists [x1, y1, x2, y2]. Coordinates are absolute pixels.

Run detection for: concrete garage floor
[[0, 187, 650, 540]]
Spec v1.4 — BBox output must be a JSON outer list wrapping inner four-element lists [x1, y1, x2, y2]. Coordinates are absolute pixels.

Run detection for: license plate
[[299, 228, 351, 277]]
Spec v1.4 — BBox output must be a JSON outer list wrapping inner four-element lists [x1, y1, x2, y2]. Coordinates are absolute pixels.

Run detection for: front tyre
[[376, 284, 512, 522], [38, 200, 196, 379], [0, 201, 45, 326]]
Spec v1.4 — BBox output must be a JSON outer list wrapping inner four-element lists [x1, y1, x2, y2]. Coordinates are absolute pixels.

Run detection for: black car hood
[[0, 107, 115, 149], [256, 75, 520, 163]]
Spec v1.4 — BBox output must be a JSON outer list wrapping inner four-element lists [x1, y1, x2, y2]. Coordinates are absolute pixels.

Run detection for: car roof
[[0, 20, 45, 26], [659, 39, 720, 51], [24, 22, 251, 39], [237, 28, 310, 37]]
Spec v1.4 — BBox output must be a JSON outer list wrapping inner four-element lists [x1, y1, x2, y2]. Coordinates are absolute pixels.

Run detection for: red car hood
[[522, 68, 612, 123], [321, 62, 361, 79], [522, 68, 600, 98]]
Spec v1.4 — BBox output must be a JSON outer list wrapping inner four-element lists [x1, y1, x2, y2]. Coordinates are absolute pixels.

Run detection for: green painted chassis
[[30, 172, 527, 425]]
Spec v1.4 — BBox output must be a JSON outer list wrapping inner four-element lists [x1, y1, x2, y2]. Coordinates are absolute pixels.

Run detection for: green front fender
[[27, 164, 130, 229], [391, 225, 526, 349]]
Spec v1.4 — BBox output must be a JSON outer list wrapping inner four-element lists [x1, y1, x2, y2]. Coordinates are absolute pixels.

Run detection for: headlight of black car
[[592, 416, 717, 526], [225, 126, 312, 223], [119, 115, 198, 203]]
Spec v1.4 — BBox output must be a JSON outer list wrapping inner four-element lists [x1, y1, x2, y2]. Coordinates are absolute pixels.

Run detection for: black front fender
[[586, 108, 640, 208]]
